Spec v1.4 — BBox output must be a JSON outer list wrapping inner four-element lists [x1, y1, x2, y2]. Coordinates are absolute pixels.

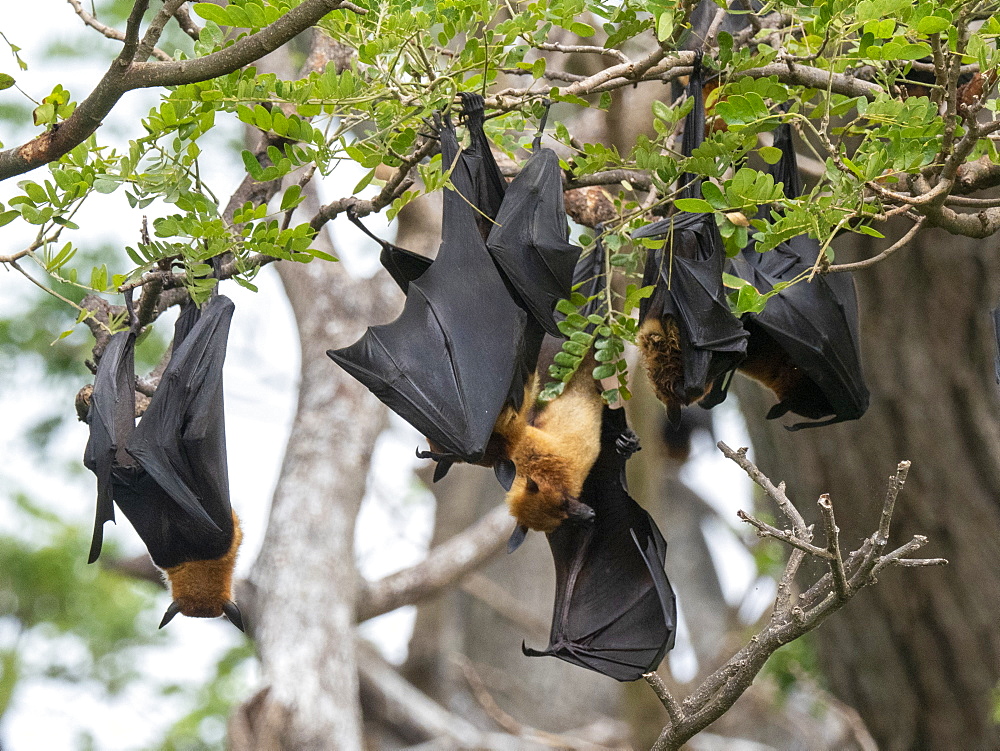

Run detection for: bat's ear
[[507, 524, 529, 553], [565, 498, 596, 524], [494, 459, 516, 491], [159, 601, 182, 629], [223, 601, 246, 632], [432, 459, 453, 483]]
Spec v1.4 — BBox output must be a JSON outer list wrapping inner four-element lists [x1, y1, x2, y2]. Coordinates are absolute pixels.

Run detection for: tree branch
[[0, 0, 365, 181], [355, 505, 511, 622], [645, 448, 945, 751], [67, 0, 172, 61]]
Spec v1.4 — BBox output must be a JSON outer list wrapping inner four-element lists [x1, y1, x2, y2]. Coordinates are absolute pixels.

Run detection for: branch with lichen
[[643, 443, 946, 751]]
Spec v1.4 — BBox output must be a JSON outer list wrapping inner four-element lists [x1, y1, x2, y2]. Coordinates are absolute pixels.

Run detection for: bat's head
[[638, 316, 691, 417], [506, 471, 595, 534], [160, 513, 245, 632]]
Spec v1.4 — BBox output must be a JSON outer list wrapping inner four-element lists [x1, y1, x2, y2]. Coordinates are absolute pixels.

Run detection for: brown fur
[[163, 512, 242, 618], [503, 367, 603, 533], [638, 316, 708, 413], [738, 335, 804, 403]]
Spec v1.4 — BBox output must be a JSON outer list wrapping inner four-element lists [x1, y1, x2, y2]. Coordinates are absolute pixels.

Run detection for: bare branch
[[67, 0, 172, 61], [645, 452, 944, 751], [643, 672, 684, 728], [741, 62, 884, 99], [355, 505, 511, 622], [827, 217, 926, 273], [817, 494, 849, 601], [718, 443, 808, 535], [737, 510, 828, 558]]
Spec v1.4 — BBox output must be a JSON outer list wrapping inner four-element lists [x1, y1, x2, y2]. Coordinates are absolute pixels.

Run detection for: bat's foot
[[415, 447, 455, 482], [616, 429, 641, 458]]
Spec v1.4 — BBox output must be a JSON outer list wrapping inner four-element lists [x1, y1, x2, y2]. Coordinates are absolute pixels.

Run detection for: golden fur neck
[[503, 368, 603, 533], [163, 512, 242, 618]]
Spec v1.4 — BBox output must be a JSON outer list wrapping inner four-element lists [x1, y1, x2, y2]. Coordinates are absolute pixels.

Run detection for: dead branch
[[643, 447, 945, 751]]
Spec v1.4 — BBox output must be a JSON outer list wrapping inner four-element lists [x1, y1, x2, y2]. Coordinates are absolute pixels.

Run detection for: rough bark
[[737, 225, 1000, 750]]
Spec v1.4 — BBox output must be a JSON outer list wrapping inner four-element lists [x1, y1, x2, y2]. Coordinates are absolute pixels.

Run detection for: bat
[[522, 406, 677, 681], [84, 292, 244, 630], [346, 207, 431, 294], [486, 128, 581, 338], [632, 215, 749, 422], [503, 233, 613, 549], [330, 100, 581, 489], [341, 92, 503, 295], [709, 123, 870, 429], [631, 58, 748, 422], [457, 91, 508, 244], [328, 114, 529, 473]]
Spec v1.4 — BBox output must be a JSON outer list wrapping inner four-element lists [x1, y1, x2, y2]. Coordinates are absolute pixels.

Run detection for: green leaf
[[674, 198, 715, 213], [896, 43, 932, 60], [916, 15, 950, 34], [592, 363, 616, 379], [0, 210, 18, 228], [569, 22, 594, 37], [656, 12, 673, 42], [0, 74, 14, 91], [241, 150, 263, 179], [759, 146, 782, 165], [854, 224, 885, 238], [193, 2, 230, 25], [280, 184, 303, 211]]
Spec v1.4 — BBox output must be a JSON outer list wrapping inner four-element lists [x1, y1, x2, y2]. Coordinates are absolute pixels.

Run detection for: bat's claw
[[615, 429, 641, 458]]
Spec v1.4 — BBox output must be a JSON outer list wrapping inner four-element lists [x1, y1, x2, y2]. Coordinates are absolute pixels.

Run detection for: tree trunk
[[737, 225, 1000, 750], [233, 222, 399, 749]]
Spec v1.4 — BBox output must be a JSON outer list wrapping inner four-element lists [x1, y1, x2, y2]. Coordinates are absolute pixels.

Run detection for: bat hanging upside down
[[84, 292, 245, 630]]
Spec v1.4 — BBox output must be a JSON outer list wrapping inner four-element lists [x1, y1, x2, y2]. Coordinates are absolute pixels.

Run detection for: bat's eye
[[526, 478, 539, 493]]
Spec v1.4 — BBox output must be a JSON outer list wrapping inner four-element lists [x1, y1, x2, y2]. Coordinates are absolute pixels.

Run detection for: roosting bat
[[631, 59, 748, 421], [330, 101, 581, 490], [85, 293, 244, 630], [522, 406, 677, 681], [708, 123, 870, 429], [503, 235, 612, 548], [328, 115, 529, 473]]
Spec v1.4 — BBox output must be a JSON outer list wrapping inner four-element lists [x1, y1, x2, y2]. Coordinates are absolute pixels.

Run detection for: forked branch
[[643, 445, 946, 751]]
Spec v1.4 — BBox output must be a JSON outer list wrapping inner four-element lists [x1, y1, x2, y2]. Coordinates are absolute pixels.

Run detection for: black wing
[[84, 329, 138, 563], [634, 213, 749, 403], [346, 209, 432, 295], [721, 123, 869, 428], [123, 294, 236, 563], [487, 147, 582, 337], [459, 92, 507, 243], [524, 407, 677, 681], [328, 121, 528, 462]]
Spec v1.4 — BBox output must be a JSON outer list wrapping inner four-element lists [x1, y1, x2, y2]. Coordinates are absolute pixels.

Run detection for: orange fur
[[738, 335, 804, 403], [504, 368, 603, 533], [163, 511, 242, 618], [638, 316, 708, 412]]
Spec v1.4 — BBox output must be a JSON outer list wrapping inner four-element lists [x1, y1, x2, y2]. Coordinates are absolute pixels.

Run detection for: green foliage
[[0, 496, 165, 715]]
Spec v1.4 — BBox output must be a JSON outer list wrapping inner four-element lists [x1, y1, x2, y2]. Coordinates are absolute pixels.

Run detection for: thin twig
[[67, 0, 173, 61], [644, 672, 684, 728], [737, 510, 829, 558], [718, 443, 808, 534], [827, 217, 926, 273], [817, 494, 849, 601]]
